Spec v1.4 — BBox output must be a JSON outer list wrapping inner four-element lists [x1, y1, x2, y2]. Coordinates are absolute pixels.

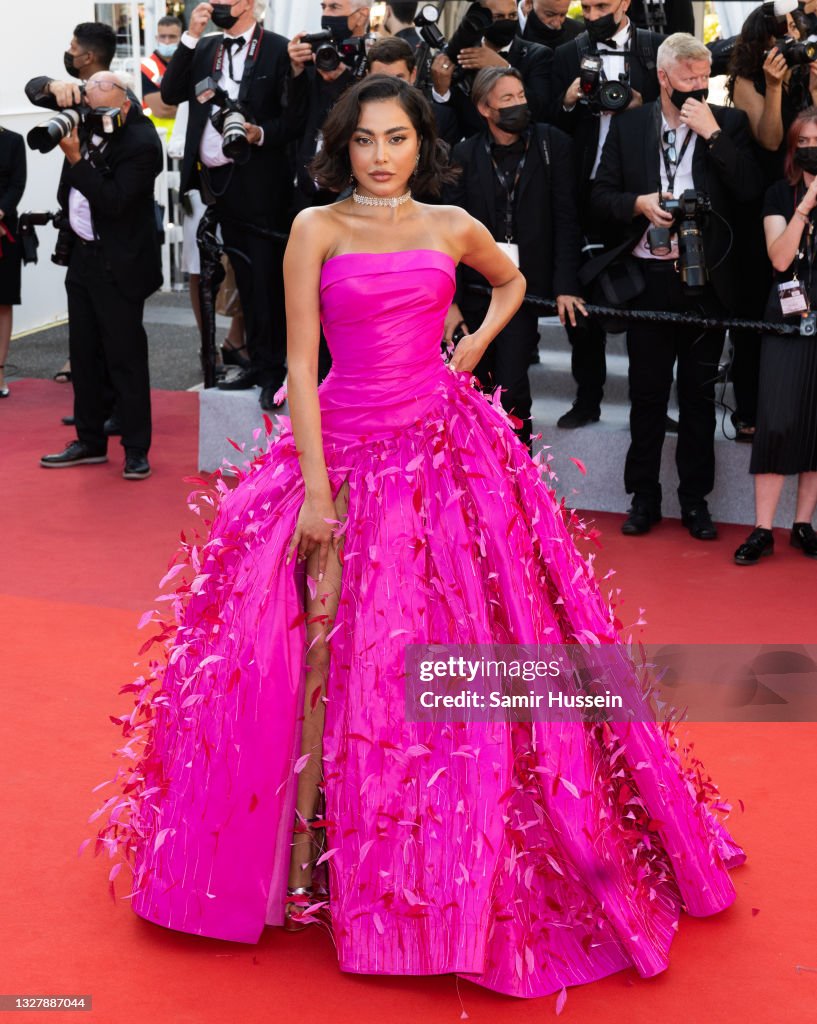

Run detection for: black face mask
[[794, 146, 817, 174], [523, 10, 564, 44], [585, 9, 621, 44], [321, 14, 351, 41], [64, 50, 84, 78], [484, 19, 518, 49], [493, 102, 531, 134], [211, 3, 240, 30], [670, 85, 709, 110]]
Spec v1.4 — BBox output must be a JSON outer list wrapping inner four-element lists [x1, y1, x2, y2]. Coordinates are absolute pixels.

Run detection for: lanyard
[[660, 124, 694, 197], [485, 132, 530, 243], [794, 184, 817, 289], [213, 21, 263, 99], [596, 26, 632, 86]]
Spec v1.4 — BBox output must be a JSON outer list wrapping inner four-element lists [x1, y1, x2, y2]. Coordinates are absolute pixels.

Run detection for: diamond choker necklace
[[352, 188, 412, 208]]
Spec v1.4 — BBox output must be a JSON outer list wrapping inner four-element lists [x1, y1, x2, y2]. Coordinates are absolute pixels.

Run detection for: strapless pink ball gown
[[94, 250, 744, 998]]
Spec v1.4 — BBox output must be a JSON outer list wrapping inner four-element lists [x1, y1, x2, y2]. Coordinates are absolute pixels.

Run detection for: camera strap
[[660, 123, 693, 197], [485, 131, 530, 243], [212, 21, 263, 98]]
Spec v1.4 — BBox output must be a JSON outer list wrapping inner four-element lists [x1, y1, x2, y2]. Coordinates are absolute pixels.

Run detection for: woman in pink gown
[[93, 76, 744, 999]]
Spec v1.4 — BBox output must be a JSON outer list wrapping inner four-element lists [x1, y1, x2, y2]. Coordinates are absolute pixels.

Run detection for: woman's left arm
[[446, 208, 526, 373]]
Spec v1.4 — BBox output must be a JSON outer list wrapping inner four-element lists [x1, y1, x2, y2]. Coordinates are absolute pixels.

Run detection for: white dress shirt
[[632, 116, 696, 260], [181, 25, 261, 168], [589, 17, 631, 179], [68, 134, 105, 241]]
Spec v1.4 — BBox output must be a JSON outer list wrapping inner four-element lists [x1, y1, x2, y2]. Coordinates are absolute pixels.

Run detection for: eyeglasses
[[86, 79, 127, 94], [663, 128, 677, 164]]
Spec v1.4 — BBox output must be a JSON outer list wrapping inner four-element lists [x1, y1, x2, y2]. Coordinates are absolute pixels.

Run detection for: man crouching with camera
[[591, 33, 763, 539], [39, 72, 162, 480]]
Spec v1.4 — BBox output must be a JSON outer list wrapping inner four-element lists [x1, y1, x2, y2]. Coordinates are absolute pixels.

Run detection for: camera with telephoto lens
[[578, 55, 633, 112], [762, 0, 817, 66], [17, 210, 73, 266], [646, 189, 712, 293], [195, 77, 252, 165], [27, 85, 90, 154], [765, 34, 817, 66]]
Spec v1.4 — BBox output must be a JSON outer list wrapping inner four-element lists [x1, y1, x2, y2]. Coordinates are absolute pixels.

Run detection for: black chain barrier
[[468, 283, 802, 336]]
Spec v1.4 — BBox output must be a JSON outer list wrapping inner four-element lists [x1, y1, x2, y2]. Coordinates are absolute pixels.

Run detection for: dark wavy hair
[[783, 106, 817, 184], [726, 4, 809, 102], [309, 75, 458, 197]]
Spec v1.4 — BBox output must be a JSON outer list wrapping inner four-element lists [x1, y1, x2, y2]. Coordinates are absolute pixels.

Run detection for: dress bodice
[[317, 249, 457, 437]]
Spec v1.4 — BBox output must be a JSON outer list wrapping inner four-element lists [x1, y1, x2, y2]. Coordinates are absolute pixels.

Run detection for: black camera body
[[647, 189, 712, 293], [195, 77, 252, 165], [578, 55, 633, 112], [766, 34, 817, 67], [18, 210, 73, 266], [301, 30, 368, 78]]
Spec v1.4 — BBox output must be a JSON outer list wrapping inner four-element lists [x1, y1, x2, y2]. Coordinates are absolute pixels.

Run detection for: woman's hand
[[762, 47, 789, 89], [556, 295, 588, 328], [286, 492, 339, 579], [448, 327, 487, 373]]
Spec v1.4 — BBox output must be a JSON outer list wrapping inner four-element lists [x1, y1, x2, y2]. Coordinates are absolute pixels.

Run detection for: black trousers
[[66, 241, 151, 453], [205, 166, 287, 388], [565, 315, 606, 413], [625, 260, 725, 508], [463, 299, 538, 449], [218, 215, 286, 387]]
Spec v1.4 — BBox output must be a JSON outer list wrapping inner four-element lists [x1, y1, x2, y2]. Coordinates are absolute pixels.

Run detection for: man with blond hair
[[591, 33, 763, 540]]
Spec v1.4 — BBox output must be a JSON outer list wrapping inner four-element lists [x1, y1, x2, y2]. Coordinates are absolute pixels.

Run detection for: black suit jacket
[[160, 28, 301, 220], [550, 27, 663, 190], [0, 128, 26, 232], [590, 102, 764, 312], [58, 104, 163, 302], [443, 123, 581, 303]]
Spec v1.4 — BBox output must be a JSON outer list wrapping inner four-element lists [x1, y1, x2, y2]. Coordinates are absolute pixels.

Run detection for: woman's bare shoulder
[[288, 204, 350, 262], [415, 202, 476, 259]]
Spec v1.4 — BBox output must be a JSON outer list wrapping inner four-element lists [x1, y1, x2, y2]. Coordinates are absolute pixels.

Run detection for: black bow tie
[[223, 35, 246, 78]]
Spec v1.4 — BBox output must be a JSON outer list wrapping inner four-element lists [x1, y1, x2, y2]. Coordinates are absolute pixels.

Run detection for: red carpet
[[2, 379, 814, 1023]]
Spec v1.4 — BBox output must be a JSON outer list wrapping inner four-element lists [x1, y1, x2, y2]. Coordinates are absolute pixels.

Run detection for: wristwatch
[[707, 129, 723, 147]]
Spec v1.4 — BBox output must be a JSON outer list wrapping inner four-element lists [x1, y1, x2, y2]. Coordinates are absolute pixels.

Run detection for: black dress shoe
[[104, 415, 122, 436], [260, 384, 285, 410], [734, 527, 774, 565], [217, 368, 263, 391], [681, 503, 718, 540], [41, 440, 107, 468], [791, 522, 817, 558], [61, 415, 76, 426], [621, 497, 662, 536], [123, 449, 151, 480], [557, 404, 601, 429]]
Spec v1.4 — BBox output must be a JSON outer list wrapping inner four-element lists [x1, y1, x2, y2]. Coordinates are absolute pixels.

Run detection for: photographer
[[442, 66, 586, 450], [38, 73, 163, 480], [592, 33, 763, 539], [382, 3, 422, 49], [519, 0, 584, 50], [725, 1, 817, 443], [430, 0, 553, 139], [550, 0, 663, 430], [162, 0, 302, 409], [0, 127, 26, 400], [733, 106, 817, 565], [288, 1, 371, 212]]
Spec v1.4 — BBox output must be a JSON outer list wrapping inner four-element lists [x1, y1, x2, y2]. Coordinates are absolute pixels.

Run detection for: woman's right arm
[[283, 209, 337, 577], [733, 55, 787, 152], [765, 177, 817, 271]]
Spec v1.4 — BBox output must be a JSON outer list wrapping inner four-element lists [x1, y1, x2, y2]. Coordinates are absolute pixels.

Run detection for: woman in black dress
[[734, 106, 817, 564], [0, 126, 26, 398]]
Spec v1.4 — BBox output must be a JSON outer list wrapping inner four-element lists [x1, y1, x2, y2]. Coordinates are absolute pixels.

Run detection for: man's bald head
[[85, 71, 130, 112]]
